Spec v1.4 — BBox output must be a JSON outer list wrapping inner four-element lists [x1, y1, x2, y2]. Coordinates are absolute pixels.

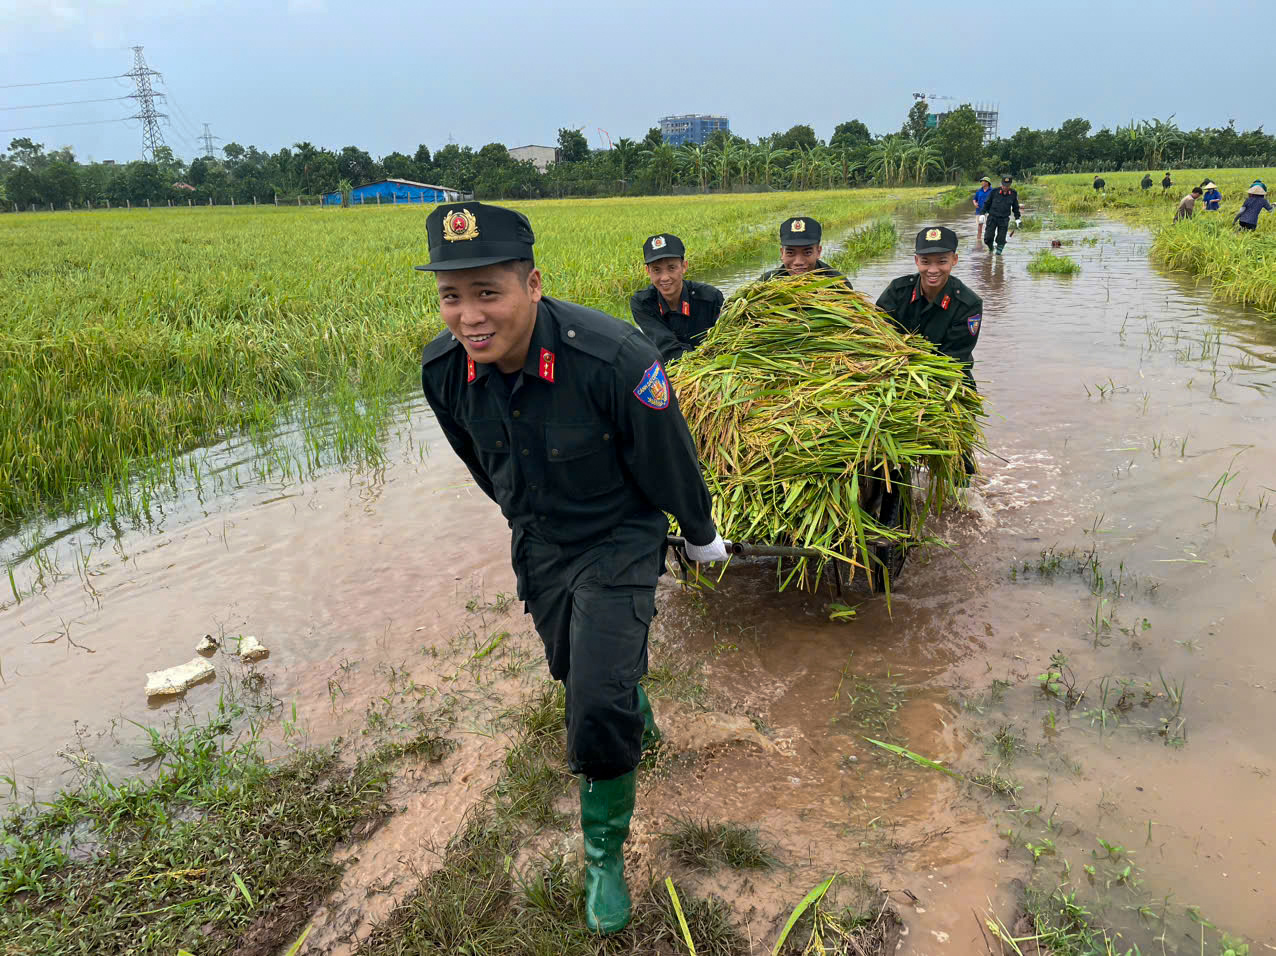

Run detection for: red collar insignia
[[681, 300, 690, 316], [466, 356, 476, 383], [940, 294, 951, 310], [538, 348, 555, 383], [910, 287, 917, 304]]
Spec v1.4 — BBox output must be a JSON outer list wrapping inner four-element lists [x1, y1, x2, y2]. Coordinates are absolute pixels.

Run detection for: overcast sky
[[0, 0, 1266, 163]]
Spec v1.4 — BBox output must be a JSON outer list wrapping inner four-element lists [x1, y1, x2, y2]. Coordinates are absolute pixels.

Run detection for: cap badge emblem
[[790, 219, 806, 233], [443, 208, 479, 242], [926, 228, 942, 241], [651, 236, 666, 250]]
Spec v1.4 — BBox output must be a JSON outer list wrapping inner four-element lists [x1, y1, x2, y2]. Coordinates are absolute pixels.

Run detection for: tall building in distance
[[919, 97, 1000, 144], [659, 114, 729, 146]]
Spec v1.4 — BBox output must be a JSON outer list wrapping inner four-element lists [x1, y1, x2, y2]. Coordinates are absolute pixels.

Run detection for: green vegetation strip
[[671, 274, 983, 591], [1041, 168, 1276, 315], [0, 188, 934, 532], [0, 693, 452, 956]]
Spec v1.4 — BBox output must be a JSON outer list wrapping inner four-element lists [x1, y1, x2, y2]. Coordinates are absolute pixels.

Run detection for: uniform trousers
[[513, 515, 665, 781], [984, 215, 1010, 248]]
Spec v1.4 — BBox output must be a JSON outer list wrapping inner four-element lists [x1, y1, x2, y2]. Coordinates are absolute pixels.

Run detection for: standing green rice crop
[[670, 275, 984, 592]]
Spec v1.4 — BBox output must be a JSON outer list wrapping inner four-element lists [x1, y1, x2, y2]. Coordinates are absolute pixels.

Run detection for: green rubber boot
[[995, 244, 1005, 256], [580, 771, 636, 935], [637, 684, 662, 753]]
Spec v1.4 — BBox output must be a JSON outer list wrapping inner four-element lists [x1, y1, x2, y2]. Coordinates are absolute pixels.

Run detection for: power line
[[0, 117, 128, 134], [0, 95, 136, 112], [0, 74, 124, 90]]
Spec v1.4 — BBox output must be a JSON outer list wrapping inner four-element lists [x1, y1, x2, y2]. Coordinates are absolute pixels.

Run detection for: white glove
[[1016, 219, 1022, 227], [684, 533, 728, 563]]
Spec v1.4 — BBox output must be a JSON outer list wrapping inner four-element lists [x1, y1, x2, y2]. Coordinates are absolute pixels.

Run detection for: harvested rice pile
[[669, 273, 984, 591]]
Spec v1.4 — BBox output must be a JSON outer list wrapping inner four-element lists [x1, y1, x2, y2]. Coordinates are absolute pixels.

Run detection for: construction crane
[[596, 128, 613, 149], [912, 92, 955, 102]]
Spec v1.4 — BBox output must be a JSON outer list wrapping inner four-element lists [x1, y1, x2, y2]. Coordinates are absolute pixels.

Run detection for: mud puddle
[[2, 203, 1275, 952]]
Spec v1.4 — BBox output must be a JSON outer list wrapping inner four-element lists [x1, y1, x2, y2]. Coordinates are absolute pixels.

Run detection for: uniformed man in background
[[760, 216, 852, 286], [876, 225, 982, 479], [629, 233, 724, 362], [875, 226, 981, 388], [978, 175, 1021, 255], [417, 202, 727, 936]]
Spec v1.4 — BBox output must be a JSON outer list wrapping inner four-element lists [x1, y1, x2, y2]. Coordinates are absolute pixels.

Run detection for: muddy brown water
[[3, 205, 1275, 953]]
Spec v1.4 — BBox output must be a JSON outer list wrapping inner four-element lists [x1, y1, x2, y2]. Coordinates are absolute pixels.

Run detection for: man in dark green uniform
[[417, 202, 727, 935], [629, 233, 724, 362], [759, 216, 853, 287], [978, 175, 1021, 255], [875, 226, 981, 384], [876, 225, 981, 478]]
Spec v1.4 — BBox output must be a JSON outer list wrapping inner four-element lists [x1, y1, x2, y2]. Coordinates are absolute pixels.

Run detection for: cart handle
[[665, 535, 823, 560]]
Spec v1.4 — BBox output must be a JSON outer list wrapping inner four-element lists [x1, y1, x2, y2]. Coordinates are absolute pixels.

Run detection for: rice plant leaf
[[863, 737, 963, 779], [772, 873, 838, 955], [232, 871, 253, 906], [665, 877, 696, 955]]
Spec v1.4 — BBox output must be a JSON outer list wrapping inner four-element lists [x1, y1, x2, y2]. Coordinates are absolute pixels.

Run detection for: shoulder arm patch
[[632, 360, 671, 409]]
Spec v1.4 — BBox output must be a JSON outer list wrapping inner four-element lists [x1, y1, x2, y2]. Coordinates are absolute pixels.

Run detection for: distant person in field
[[1174, 187, 1203, 222], [1093, 175, 1106, 192], [1161, 172, 1173, 193], [629, 233, 723, 363], [978, 175, 1021, 255], [1234, 184, 1273, 231], [759, 216, 853, 287], [1141, 173, 1154, 191], [1201, 181, 1221, 211], [973, 176, 992, 230]]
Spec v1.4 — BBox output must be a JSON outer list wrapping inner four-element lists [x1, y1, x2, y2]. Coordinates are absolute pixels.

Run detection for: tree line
[[4, 103, 1276, 210]]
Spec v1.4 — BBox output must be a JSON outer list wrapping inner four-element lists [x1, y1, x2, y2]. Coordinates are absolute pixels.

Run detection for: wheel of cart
[[853, 465, 911, 594]]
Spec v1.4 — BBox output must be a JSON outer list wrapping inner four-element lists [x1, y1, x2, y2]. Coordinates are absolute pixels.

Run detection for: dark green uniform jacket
[[420, 296, 717, 549], [875, 274, 982, 384], [629, 279, 724, 363], [759, 261, 853, 288], [978, 187, 1021, 220]]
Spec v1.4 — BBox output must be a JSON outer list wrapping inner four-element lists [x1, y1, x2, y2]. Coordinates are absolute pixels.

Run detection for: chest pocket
[[545, 423, 624, 500], [469, 419, 513, 497]]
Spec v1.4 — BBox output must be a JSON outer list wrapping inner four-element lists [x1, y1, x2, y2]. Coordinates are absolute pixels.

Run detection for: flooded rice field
[[3, 204, 1275, 953]]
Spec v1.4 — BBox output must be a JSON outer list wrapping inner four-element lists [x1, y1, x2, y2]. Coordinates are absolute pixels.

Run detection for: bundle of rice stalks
[[670, 273, 984, 592]]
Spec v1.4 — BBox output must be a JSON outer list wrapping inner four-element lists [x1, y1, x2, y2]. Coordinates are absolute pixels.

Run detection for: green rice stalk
[[671, 274, 984, 592]]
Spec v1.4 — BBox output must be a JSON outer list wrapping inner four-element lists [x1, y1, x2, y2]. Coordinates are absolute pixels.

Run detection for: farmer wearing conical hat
[[759, 216, 853, 286], [974, 176, 993, 231], [1234, 183, 1273, 232], [1201, 181, 1221, 212], [417, 202, 727, 936], [629, 233, 724, 363]]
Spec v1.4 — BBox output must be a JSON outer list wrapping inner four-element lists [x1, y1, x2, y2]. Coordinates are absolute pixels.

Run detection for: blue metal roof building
[[323, 178, 463, 206]]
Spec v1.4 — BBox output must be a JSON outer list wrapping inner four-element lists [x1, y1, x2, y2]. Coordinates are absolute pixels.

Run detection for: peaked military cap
[[643, 233, 686, 263], [915, 226, 958, 255], [780, 216, 821, 246], [1001, 175, 1013, 184], [415, 201, 535, 272]]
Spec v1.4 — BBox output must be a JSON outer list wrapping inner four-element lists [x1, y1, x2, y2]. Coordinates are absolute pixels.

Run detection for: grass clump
[[661, 817, 778, 872], [826, 218, 897, 273], [1051, 214, 1091, 229], [1028, 249, 1082, 275], [0, 692, 429, 956], [773, 873, 901, 956], [671, 274, 984, 591]]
